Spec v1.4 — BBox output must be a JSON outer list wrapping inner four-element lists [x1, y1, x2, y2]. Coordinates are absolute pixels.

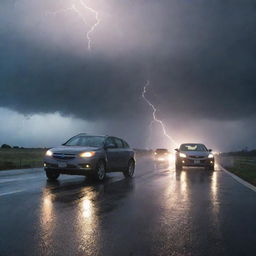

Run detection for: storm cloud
[[0, 0, 256, 149]]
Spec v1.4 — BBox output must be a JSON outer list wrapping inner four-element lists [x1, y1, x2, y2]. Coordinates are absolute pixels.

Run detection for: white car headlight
[[46, 150, 53, 157], [179, 153, 186, 158], [208, 154, 214, 158], [80, 151, 96, 158]]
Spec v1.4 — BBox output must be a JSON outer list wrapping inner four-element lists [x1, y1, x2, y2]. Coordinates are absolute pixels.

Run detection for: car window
[[65, 136, 105, 147], [122, 140, 130, 148], [79, 136, 105, 147], [64, 136, 80, 146], [114, 138, 124, 148], [156, 149, 169, 154], [105, 137, 117, 148], [180, 144, 207, 151]]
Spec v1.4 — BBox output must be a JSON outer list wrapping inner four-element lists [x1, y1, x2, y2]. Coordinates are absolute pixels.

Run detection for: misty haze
[[0, 1, 256, 256], [1, 0, 256, 150]]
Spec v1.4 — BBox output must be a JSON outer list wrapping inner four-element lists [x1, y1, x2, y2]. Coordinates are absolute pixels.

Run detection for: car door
[[120, 139, 132, 168], [113, 138, 128, 170], [104, 137, 119, 171]]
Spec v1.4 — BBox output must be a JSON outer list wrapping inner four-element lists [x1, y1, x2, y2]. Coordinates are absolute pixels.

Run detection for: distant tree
[[1, 144, 12, 149], [13, 146, 20, 149]]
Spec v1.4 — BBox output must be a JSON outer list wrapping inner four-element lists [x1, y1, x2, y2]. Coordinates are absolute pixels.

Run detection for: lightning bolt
[[142, 80, 177, 147], [46, 0, 100, 50], [79, 0, 100, 50]]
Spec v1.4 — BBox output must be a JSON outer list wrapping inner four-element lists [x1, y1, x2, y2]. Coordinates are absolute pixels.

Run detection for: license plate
[[194, 160, 200, 164], [58, 162, 67, 168]]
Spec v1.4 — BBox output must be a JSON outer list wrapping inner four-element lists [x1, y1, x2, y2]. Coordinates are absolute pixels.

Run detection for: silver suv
[[44, 134, 135, 181]]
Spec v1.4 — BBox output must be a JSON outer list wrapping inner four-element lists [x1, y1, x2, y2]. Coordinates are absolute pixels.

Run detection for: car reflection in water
[[39, 177, 134, 255], [174, 167, 219, 217], [40, 189, 55, 252]]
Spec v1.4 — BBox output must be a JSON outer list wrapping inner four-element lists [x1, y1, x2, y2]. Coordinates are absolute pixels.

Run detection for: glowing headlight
[[46, 150, 53, 157], [179, 153, 187, 158], [80, 151, 96, 158], [208, 154, 214, 158]]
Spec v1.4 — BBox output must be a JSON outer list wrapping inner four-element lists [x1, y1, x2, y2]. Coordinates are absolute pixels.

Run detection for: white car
[[175, 143, 214, 171]]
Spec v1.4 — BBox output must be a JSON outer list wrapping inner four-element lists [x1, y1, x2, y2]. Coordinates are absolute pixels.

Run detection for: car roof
[[180, 143, 206, 146], [76, 133, 108, 137], [76, 134, 127, 141]]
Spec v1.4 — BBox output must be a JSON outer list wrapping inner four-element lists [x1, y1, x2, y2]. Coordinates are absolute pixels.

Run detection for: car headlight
[[46, 150, 53, 157], [80, 151, 96, 158], [208, 154, 214, 158], [179, 153, 186, 158]]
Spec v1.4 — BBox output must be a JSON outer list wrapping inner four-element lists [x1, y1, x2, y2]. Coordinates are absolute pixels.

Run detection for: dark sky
[[0, 0, 256, 151]]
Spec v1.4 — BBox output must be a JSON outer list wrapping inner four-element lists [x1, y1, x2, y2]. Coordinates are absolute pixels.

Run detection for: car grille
[[67, 164, 77, 168], [189, 155, 205, 159], [52, 153, 76, 160], [187, 159, 206, 164]]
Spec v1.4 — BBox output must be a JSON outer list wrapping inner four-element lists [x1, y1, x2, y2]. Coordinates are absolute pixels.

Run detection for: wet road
[[0, 157, 256, 256]]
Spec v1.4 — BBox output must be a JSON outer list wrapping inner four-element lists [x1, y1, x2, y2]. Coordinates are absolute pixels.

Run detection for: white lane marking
[[0, 176, 42, 184], [0, 190, 25, 197], [220, 165, 256, 193]]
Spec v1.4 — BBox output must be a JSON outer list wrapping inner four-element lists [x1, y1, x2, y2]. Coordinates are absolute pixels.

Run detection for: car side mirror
[[208, 149, 212, 152], [105, 143, 116, 149], [175, 148, 179, 152]]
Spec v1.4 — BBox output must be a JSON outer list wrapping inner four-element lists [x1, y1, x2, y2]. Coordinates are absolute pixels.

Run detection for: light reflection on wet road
[[0, 157, 256, 256]]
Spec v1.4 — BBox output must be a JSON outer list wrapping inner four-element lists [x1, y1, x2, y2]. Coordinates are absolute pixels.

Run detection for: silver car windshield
[[64, 136, 105, 147], [180, 144, 207, 151]]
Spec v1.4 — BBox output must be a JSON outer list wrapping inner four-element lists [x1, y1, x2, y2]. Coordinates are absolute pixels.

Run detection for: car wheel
[[209, 165, 215, 171], [94, 160, 106, 181], [205, 165, 214, 171], [175, 162, 182, 171], [46, 170, 60, 181], [123, 160, 135, 178]]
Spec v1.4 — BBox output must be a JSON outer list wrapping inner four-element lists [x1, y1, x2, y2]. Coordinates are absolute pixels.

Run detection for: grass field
[[0, 148, 150, 171], [220, 156, 256, 186], [0, 148, 46, 170]]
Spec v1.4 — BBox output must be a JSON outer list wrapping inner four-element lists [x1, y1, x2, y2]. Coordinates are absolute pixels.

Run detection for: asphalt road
[[0, 157, 256, 256]]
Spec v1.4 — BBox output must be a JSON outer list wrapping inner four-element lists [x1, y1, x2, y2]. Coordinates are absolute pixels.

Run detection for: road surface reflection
[[76, 187, 100, 255], [40, 187, 56, 254]]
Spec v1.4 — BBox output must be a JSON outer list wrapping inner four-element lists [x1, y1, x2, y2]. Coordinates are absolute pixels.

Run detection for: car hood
[[180, 151, 210, 157], [50, 146, 101, 154]]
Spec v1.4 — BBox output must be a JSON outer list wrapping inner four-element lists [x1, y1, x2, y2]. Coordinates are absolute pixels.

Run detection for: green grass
[[0, 148, 149, 171], [224, 157, 256, 186], [0, 148, 47, 170]]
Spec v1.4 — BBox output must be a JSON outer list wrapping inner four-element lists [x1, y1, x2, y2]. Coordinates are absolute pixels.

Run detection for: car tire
[[205, 165, 214, 171], [123, 159, 135, 178], [46, 170, 60, 181], [94, 160, 106, 181], [175, 162, 182, 171], [209, 165, 215, 171]]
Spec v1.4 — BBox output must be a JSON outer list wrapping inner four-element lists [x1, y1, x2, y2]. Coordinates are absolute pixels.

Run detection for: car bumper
[[44, 156, 99, 175], [178, 158, 214, 167]]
